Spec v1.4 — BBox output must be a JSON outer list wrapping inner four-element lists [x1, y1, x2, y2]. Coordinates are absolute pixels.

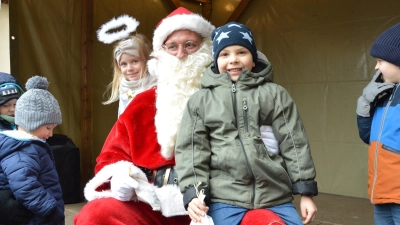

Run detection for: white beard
[[150, 39, 213, 159]]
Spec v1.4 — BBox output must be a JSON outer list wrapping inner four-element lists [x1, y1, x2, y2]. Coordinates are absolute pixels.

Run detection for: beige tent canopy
[[7, 0, 400, 199]]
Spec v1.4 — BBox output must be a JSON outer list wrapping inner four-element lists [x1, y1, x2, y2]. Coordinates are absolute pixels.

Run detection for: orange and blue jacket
[[357, 84, 400, 204]]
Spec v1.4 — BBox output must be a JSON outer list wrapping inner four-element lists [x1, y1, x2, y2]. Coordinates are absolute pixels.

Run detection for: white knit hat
[[152, 7, 215, 51]]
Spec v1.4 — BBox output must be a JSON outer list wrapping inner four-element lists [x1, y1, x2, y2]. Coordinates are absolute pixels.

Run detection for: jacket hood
[[201, 59, 273, 89], [0, 130, 43, 160]]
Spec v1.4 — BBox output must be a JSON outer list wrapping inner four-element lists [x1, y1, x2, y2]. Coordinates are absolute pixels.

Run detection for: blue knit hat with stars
[[211, 22, 258, 70], [0, 72, 24, 106]]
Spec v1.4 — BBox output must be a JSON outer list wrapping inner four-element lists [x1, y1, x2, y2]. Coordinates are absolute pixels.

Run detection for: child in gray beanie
[[0, 76, 64, 224], [15, 75, 62, 132]]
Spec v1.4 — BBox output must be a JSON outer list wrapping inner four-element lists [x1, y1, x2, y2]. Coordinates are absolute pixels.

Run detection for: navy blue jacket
[[0, 130, 64, 225]]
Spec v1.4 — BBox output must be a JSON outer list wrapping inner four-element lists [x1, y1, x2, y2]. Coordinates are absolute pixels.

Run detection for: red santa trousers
[[74, 198, 191, 225]]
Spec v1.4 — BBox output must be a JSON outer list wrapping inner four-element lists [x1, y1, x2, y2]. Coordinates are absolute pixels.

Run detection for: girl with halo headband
[[98, 15, 157, 117]]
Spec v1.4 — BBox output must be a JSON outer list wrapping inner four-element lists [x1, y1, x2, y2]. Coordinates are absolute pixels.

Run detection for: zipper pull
[[232, 83, 236, 93], [243, 99, 248, 111]]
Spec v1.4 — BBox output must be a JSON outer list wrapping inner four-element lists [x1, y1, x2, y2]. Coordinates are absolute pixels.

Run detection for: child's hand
[[300, 195, 317, 224], [188, 197, 209, 223], [356, 70, 395, 117]]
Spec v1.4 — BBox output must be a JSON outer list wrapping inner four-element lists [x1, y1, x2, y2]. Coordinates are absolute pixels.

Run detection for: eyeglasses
[[162, 41, 199, 54]]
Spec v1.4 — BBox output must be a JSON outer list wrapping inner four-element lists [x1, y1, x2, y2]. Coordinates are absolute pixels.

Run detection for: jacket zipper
[[191, 110, 200, 183], [232, 83, 255, 207], [243, 98, 248, 132], [371, 84, 397, 203]]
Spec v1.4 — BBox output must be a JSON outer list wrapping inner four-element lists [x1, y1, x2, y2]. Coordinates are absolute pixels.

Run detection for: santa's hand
[[111, 171, 139, 201]]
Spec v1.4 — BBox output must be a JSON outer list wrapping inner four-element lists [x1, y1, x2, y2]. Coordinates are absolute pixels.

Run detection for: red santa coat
[[96, 87, 174, 173], [74, 88, 191, 225]]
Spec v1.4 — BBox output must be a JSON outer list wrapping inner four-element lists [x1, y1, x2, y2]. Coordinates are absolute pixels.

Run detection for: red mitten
[[241, 209, 285, 225]]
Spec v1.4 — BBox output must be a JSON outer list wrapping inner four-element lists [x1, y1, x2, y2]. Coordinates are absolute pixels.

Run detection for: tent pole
[[80, 0, 94, 196]]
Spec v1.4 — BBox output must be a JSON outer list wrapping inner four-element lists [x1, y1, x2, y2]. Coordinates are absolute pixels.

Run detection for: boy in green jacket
[[176, 22, 318, 225]]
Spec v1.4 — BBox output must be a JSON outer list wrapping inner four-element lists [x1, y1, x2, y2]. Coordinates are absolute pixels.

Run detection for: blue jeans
[[374, 203, 400, 225], [208, 202, 303, 225]]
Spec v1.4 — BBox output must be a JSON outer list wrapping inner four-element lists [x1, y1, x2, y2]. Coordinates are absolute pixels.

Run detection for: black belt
[[138, 166, 156, 183], [138, 165, 178, 188]]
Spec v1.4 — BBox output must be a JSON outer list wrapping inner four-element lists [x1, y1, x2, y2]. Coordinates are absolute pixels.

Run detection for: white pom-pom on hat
[[25, 76, 49, 90]]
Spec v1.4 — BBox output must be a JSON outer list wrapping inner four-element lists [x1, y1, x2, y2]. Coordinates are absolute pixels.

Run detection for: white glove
[[154, 184, 187, 217], [111, 167, 139, 201], [260, 125, 280, 155], [135, 179, 161, 211]]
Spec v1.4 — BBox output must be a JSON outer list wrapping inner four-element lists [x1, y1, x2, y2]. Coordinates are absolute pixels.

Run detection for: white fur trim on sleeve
[[84, 160, 187, 216], [84, 161, 143, 201]]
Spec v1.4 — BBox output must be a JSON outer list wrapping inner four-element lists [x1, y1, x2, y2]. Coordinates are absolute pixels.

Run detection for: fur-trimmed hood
[[0, 130, 44, 159]]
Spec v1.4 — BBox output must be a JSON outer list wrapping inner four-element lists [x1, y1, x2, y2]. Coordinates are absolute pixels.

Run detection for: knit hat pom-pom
[[25, 76, 49, 91]]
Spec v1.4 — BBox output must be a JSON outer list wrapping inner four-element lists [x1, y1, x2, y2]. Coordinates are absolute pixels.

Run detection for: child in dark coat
[[0, 76, 64, 225]]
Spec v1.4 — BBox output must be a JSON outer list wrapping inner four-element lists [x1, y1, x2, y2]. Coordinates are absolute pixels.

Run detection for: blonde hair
[[103, 33, 152, 105]]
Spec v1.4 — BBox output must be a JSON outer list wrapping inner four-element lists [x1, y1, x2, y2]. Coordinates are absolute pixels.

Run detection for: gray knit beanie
[[15, 76, 62, 131]]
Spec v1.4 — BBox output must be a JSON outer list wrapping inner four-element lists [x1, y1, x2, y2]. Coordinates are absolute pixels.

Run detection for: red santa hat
[[152, 7, 215, 50]]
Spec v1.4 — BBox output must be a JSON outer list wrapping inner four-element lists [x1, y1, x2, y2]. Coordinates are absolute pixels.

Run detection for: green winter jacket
[[175, 59, 318, 210]]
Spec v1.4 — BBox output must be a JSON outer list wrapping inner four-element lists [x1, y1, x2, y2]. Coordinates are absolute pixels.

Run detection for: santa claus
[[74, 7, 284, 225]]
